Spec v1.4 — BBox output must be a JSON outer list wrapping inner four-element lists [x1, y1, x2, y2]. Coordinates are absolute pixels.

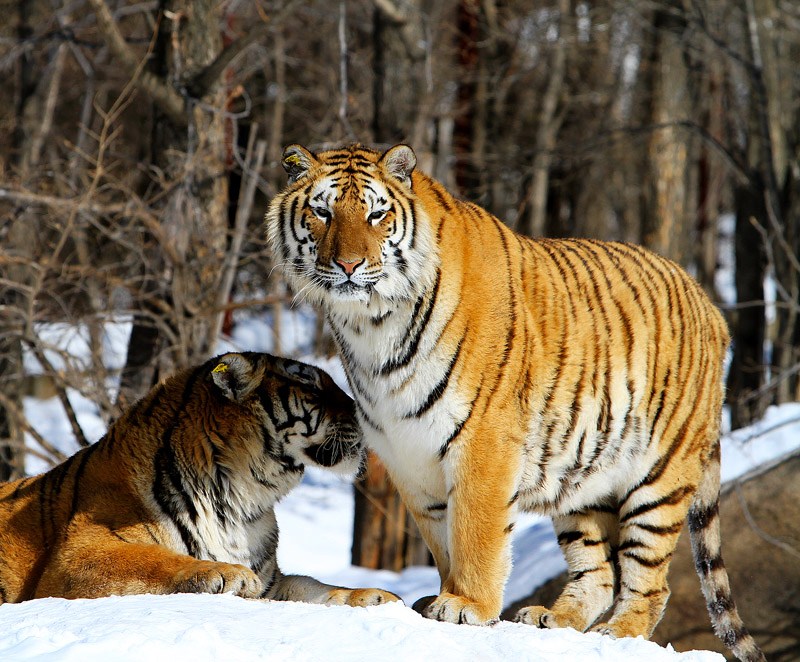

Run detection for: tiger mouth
[[303, 440, 359, 468], [331, 281, 373, 294]]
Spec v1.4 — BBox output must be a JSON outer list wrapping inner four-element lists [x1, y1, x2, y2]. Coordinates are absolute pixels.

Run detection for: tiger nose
[[334, 258, 364, 276]]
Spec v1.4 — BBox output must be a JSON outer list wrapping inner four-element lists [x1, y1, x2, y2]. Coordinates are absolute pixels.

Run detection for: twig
[[24, 342, 91, 449], [735, 482, 800, 560], [0, 188, 182, 266], [0, 392, 68, 465], [86, 0, 186, 124], [211, 132, 267, 344], [337, 1, 356, 140], [189, 0, 303, 98]]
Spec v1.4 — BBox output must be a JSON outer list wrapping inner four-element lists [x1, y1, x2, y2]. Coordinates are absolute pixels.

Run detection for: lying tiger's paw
[[415, 592, 498, 625], [326, 587, 403, 607], [173, 560, 262, 598]]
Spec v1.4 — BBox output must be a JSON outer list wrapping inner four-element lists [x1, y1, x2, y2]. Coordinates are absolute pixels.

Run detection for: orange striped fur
[[266, 144, 764, 661], [0, 352, 399, 608]]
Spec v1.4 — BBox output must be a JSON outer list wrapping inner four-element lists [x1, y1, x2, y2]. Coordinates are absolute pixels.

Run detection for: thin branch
[[24, 342, 91, 449], [337, 0, 356, 140], [735, 482, 800, 560], [189, 0, 303, 98], [211, 133, 267, 344], [86, 0, 186, 125], [0, 188, 182, 266], [0, 393, 67, 466]]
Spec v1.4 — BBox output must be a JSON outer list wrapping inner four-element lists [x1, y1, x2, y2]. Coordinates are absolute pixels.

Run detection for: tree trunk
[[352, 453, 430, 570], [117, 0, 228, 405], [452, 0, 481, 200], [729, 178, 767, 429], [727, 0, 800, 425], [642, 2, 695, 265], [749, 0, 800, 406], [525, 0, 568, 239], [1, 0, 46, 479]]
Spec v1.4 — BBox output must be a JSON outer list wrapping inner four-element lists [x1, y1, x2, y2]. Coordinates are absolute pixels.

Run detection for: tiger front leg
[[515, 509, 617, 631], [37, 525, 263, 599], [420, 436, 521, 626]]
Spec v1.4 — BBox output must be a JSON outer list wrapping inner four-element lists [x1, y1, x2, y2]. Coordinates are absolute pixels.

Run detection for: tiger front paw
[[326, 587, 403, 607], [414, 592, 498, 625], [173, 560, 262, 598]]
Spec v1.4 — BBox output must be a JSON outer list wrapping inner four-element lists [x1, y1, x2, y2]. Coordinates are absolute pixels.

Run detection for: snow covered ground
[[6, 316, 800, 661]]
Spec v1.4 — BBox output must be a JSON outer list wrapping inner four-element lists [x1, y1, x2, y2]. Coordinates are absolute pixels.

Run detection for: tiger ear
[[210, 354, 262, 403], [380, 144, 416, 187], [281, 144, 317, 183]]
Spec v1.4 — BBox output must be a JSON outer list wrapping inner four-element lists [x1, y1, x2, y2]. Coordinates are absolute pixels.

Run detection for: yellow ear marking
[[212, 363, 228, 373], [284, 154, 302, 166]]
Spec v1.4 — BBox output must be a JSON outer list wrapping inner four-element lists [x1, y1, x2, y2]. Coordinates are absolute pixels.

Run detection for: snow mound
[[0, 593, 723, 662]]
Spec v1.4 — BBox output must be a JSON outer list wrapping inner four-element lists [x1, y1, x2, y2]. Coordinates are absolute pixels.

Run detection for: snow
[[9, 319, 800, 661], [0, 594, 723, 662]]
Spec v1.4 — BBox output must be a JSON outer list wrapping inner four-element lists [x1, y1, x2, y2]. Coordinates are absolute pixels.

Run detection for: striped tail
[[687, 441, 765, 662]]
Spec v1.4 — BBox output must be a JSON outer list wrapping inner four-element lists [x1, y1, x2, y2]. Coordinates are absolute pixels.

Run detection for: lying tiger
[[0, 351, 399, 607], [266, 143, 764, 661]]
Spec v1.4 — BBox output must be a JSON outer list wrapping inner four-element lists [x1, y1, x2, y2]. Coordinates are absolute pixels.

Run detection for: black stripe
[[438, 381, 482, 459], [260, 564, 279, 598], [151, 365, 208, 556], [140, 383, 166, 421], [695, 553, 725, 576], [142, 523, 161, 545], [570, 566, 604, 582], [379, 270, 441, 375], [687, 502, 719, 533], [621, 550, 672, 568], [620, 485, 692, 523], [557, 530, 584, 546], [354, 400, 384, 434], [66, 444, 99, 523], [404, 333, 465, 418], [252, 529, 280, 575], [477, 216, 517, 415], [277, 194, 290, 261], [633, 520, 685, 535], [430, 184, 454, 213]]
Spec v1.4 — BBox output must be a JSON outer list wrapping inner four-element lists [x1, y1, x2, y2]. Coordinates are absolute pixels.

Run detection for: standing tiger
[[0, 351, 399, 608], [266, 143, 765, 661]]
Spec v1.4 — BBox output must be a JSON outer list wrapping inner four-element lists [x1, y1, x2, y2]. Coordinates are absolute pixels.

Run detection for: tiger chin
[[0, 351, 400, 609], [266, 143, 765, 662]]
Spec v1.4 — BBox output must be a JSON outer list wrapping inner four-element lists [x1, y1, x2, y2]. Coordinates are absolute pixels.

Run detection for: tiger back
[[266, 143, 764, 662], [0, 351, 399, 609]]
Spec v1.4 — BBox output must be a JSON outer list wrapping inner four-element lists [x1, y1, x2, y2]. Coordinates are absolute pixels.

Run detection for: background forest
[[0, 0, 799, 649]]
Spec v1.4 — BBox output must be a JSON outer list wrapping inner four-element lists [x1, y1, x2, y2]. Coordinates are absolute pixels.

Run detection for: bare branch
[[0, 393, 68, 466], [0, 188, 182, 266], [24, 342, 91, 449], [188, 0, 303, 99], [86, 0, 186, 125]]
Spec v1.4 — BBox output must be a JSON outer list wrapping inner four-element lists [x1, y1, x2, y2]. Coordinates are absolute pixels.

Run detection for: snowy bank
[[0, 593, 723, 662]]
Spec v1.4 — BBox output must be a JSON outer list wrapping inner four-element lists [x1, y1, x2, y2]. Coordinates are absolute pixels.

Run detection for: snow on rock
[[0, 594, 723, 662]]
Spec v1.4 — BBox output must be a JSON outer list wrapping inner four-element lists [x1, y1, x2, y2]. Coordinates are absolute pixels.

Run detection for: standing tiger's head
[[204, 352, 365, 479], [265, 143, 438, 310]]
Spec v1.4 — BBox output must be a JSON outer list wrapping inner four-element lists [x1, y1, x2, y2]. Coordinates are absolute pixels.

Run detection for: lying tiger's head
[[145, 352, 365, 492], [205, 352, 364, 478], [265, 143, 438, 310]]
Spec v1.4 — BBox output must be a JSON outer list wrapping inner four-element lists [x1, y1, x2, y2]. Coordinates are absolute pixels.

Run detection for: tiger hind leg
[[589, 470, 695, 639], [516, 508, 616, 631]]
